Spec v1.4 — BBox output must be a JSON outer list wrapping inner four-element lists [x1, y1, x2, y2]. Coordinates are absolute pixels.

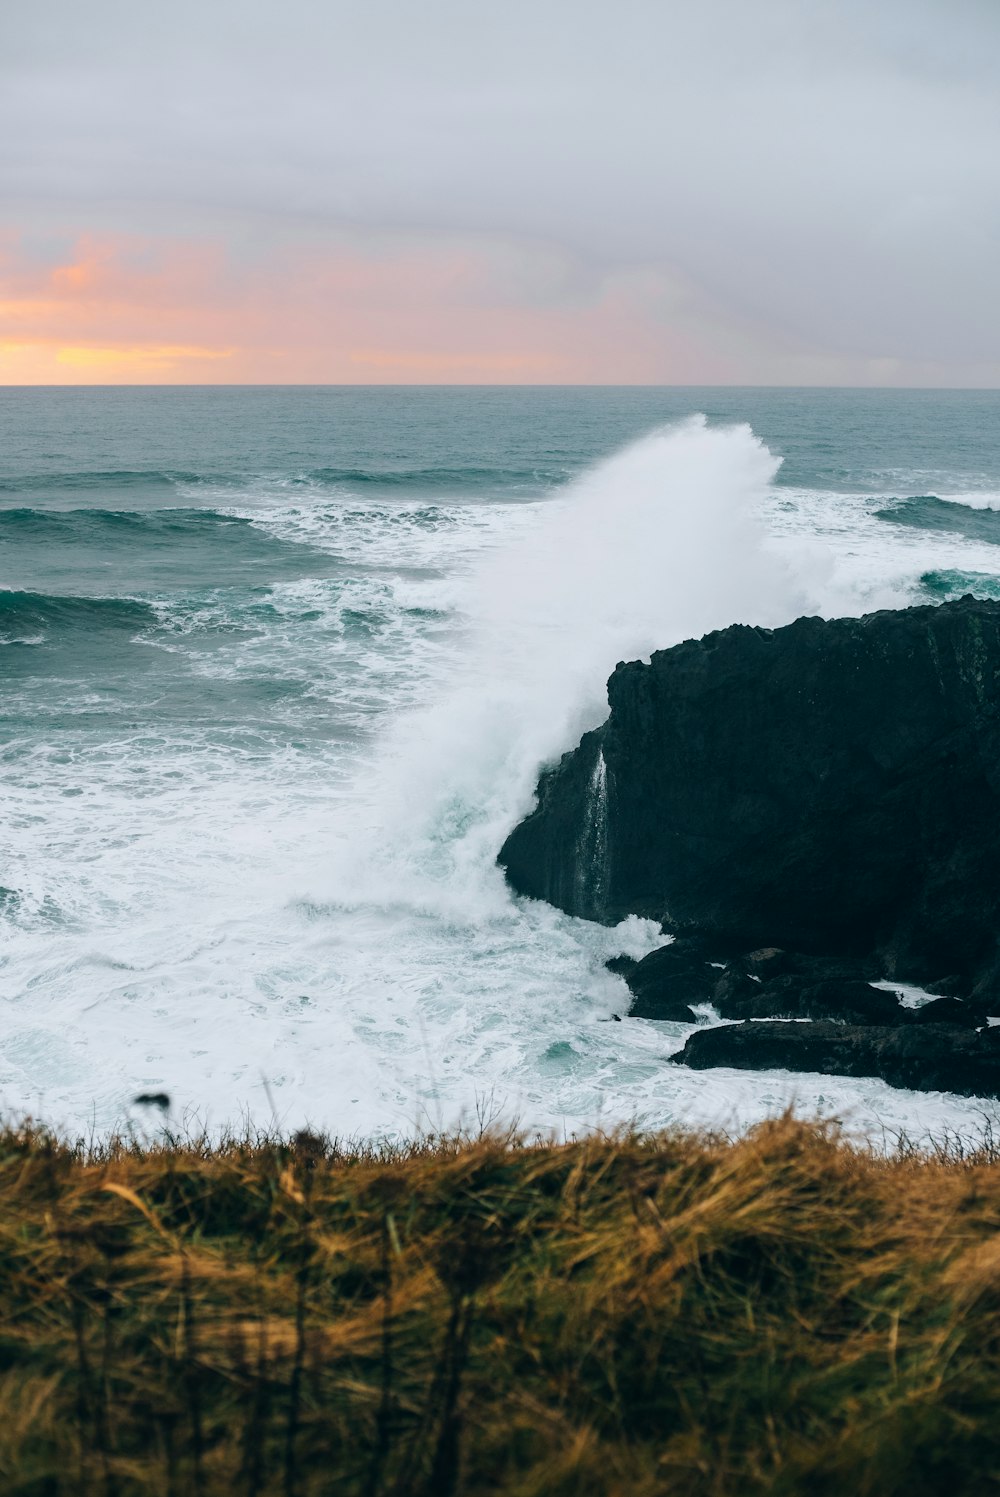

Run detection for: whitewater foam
[[935, 492, 1000, 511], [352, 418, 803, 883], [3, 413, 1000, 1144]]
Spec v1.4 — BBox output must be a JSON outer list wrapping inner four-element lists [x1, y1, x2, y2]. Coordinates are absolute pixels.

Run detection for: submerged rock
[[500, 597, 1000, 995], [673, 1020, 1000, 1099]]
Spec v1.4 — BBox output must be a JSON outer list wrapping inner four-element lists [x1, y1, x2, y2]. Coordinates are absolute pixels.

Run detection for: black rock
[[500, 598, 1000, 995], [605, 954, 638, 980], [673, 1021, 1000, 1097], [711, 967, 761, 1013], [713, 976, 904, 1026], [905, 997, 981, 1028], [612, 939, 722, 1021], [743, 947, 793, 978], [746, 952, 882, 986], [924, 975, 971, 999], [630, 997, 701, 1022], [800, 981, 905, 1023]]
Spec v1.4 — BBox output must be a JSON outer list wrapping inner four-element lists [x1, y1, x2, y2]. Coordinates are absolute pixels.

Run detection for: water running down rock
[[500, 595, 1000, 1094]]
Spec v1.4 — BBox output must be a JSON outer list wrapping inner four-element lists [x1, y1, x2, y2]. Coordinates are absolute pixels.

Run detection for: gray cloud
[[3, 0, 999, 379]]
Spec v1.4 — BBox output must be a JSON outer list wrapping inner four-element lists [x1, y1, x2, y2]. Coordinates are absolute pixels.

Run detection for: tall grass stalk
[[0, 1115, 999, 1493]]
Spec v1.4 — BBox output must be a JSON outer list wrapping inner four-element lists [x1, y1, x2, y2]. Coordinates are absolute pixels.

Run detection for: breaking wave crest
[[5, 397, 1000, 1144], [331, 417, 807, 909], [876, 495, 1000, 544]]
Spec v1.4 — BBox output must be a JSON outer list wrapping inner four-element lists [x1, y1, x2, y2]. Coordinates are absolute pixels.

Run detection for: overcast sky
[[2, 0, 998, 383]]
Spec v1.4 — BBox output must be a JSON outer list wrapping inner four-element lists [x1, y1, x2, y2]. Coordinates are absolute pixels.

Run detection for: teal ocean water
[[3, 386, 1000, 1139]]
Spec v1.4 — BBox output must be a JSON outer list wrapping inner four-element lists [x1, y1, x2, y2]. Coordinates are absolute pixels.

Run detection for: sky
[[2, 0, 998, 385]]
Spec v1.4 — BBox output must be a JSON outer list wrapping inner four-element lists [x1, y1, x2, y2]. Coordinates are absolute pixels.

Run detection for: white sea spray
[[3, 395, 1000, 1146]]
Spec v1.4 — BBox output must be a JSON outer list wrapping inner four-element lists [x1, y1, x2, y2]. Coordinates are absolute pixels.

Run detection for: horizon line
[[3, 382, 1000, 393]]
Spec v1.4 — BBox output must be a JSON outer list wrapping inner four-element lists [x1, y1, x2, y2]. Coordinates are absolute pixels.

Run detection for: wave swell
[[876, 495, 1000, 545], [0, 507, 262, 540], [0, 590, 155, 645], [0, 469, 203, 495]]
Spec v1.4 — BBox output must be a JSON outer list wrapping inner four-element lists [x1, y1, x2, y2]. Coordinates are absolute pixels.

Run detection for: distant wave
[[0, 506, 260, 541], [0, 463, 558, 499], [0, 469, 204, 494], [0, 507, 348, 595], [300, 463, 558, 491], [875, 495, 1000, 545], [0, 590, 156, 641]]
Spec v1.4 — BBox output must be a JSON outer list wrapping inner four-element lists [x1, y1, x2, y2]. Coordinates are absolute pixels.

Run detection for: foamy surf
[[3, 390, 1000, 1145], [935, 492, 1000, 510]]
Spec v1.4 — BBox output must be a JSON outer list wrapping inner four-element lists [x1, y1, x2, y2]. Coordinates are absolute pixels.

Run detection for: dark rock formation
[[607, 937, 723, 1020], [905, 997, 981, 1028], [501, 598, 1000, 996], [739, 950, 882, 986], [743, 947, 794, 979], [714, 977, 904, 1026], [673, 1021, 1000, 1098], [607, 939, 906, 1025]]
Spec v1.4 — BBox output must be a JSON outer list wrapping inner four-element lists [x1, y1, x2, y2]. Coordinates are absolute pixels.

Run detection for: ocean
[[3, 385, 1000, 1143]]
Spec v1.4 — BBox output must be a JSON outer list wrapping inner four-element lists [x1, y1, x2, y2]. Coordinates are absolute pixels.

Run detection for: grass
[[1, 1114, 1000, 1494]]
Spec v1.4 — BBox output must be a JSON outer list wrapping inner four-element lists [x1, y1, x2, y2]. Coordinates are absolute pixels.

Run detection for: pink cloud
[[0, 228, 743, 384]]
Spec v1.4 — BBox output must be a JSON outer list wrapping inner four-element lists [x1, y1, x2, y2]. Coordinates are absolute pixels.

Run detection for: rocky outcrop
[[673, 1021, 1000, 1098], [607, 937, 722, 1020], [501, 598, 1000, 996], [611, 937, 997, 1026], [609, 934, 999, 1094], [714, 977, 906, 1025]]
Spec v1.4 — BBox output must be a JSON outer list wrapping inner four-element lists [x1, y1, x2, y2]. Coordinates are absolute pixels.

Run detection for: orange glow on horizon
[[0, 228, 718, 386], [56, 344, 235, 370], [0, 339, 235, 383], [2, 228, 985, 388]]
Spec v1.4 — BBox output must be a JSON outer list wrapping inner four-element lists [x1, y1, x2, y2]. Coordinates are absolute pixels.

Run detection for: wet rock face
[[609, 937, 723, 1020], [500, 598, 1000, 994], [673, 1021, 1000, 1099], [715, 977, 903, 1026], [611, 939, 996, 1027], [609, 937, 999, 1092]]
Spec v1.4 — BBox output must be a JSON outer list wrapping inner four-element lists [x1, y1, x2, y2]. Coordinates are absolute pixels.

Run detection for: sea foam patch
[[4, 404, 1000, 1144]]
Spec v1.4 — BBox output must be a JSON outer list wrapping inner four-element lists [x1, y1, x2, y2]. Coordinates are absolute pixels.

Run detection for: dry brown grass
[[1, 1114, 999, 1494]]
